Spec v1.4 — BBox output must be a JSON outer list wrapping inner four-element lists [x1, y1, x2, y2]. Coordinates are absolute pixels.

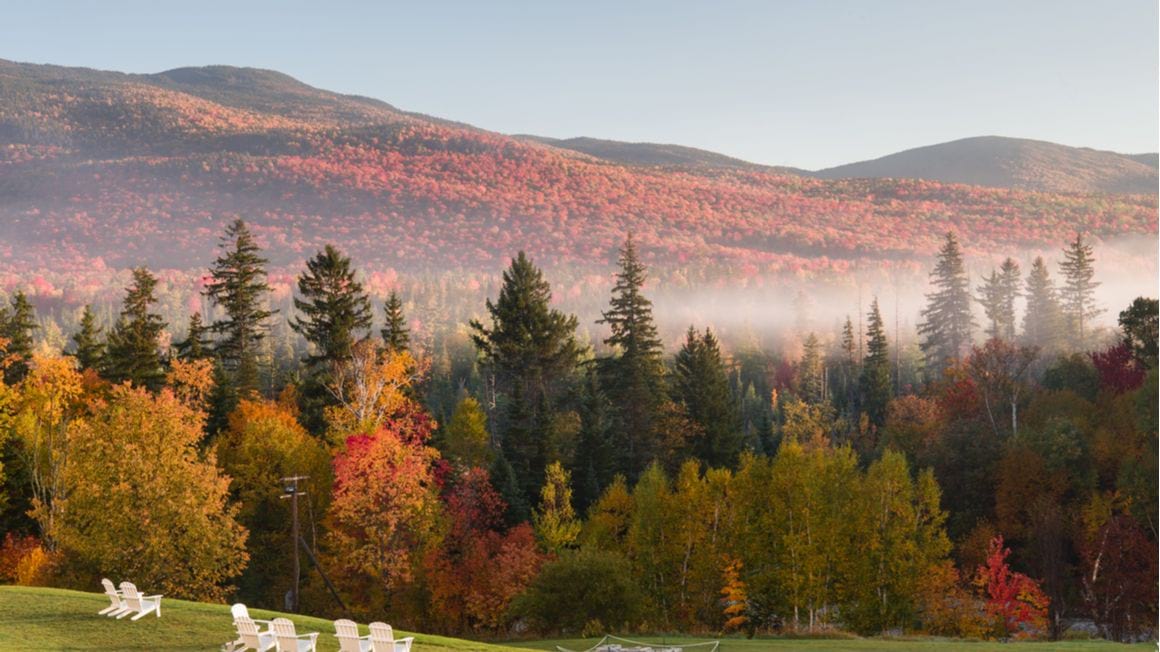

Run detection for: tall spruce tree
[[918, 232, 975, 374], [834, 315, 860, 415], [203, 219, 275, 395], [596, 235, 667, 479], [291, 244, 372, 366], [1022, 257, 1065, 352], [860, 298, 892, 427], [0, 292, 38, 384], [470, 251, 581, 505], [380, 291, 410, 353], [977, 259, 1020, 341], [799, 333, 825, 404], [174, 312, 209, 361], [674, 326, 740, 468], [104, 267, 167, 391], [1058, 233, 1103, 347], [71, 305, 104, 372]]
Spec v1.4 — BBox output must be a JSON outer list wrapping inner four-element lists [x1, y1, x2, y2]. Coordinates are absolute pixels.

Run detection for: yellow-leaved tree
[[54, 383, 248, 601], [532, 461, 581, 555]]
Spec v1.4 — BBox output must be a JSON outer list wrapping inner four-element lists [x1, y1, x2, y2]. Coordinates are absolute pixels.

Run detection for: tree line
[[0, 222, 1155, 641]]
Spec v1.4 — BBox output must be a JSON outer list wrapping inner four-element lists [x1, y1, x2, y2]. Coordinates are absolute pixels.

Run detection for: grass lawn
[[509, 634, 1155, 652], [0, 585, 521, 651]]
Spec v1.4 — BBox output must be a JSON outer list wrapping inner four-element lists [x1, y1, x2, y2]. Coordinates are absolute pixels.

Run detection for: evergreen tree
[[918, 233, 975, 374], [104, 267, 167, 391], [174, 312, 209, 361], [833, 315, 860, 415], [71, 305, 104, 372], [798, 333, 824, 404], [674, 326, 740, 468], [1058, 233, 1103, 347], [291, 244, 373, 367], [977, 258, 1020, 341], [489, 448, 531, 528], [596, 235, 667, 480], [1118, 297, 1159, 368], [1022, 257, 1065, 352], [860, 298, 892, 427], [571, 365, 615, 513], [380, 291, 410, 353], [470, 251, 581, 506], [203, 219, 275, 395], [0, 292, 38, 384]]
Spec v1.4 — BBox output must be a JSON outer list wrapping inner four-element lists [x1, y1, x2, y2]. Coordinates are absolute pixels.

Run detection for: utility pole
[[280, 475, 309, 613]]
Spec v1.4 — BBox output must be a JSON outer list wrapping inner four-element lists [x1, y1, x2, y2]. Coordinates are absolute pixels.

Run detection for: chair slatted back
[[272, 617, 300, 651], [236, 616, 265, 649], [334, 619, 363, 652], [119, 582, 142, 612], [369, 622, 394, 652]]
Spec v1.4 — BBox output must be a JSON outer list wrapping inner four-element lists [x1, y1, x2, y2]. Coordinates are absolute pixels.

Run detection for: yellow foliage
[[325, 340, 423, 440], [14, 545, 57, 587]]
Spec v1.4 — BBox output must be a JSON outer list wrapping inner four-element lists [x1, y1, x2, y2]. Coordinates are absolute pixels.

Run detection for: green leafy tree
[[919, 233, 975, 373], [1118, 297, 1158, 368], [0, 292, 38, 385], [104, 267, 167, 391], [69, 306, 104, 374], [203, 219, 276, 395], [860, 298, 892, 427], [1059, 233, 1103, 347], [597, 235, 667, 480], [571, 365, 615, 513], [674, 326, 740, 468], [380, 291, 410, 353], [470, 251, 581, 506], [1022, 257, 1065, 352]]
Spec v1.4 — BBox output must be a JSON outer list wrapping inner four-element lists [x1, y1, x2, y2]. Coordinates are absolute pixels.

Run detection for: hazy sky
[[3, 0, 1157, 168]]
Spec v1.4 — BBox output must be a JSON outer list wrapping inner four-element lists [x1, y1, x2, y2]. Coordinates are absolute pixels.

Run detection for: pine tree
[[977, 260, 1020, 341], [1, 292, 38, 384], [470, 251, 581, 506], [674, 326, 740, 468], [833, 315, 860, 414], [380, 291, 410, 354], [71, 305, 104, 372], [291, 244, 372, 366], [860, 298, 892, 427], [104, 267, 167, 391], [203, 219, 275, 395], [1022, 257, 1064, 352], [1058, 234, 1103, 347], [798, 333, 824, 404], [596, 234, 667, 480], [174, 312, 209, 361], [571, 365, 615, 513], [918, 233, 975, 374]]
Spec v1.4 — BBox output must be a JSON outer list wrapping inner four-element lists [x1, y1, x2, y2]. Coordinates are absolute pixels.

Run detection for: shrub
[[511, 548, 644, 634]]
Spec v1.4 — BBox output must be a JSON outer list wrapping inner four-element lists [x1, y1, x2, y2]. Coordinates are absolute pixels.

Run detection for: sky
[[2, 0, 1157, 169]]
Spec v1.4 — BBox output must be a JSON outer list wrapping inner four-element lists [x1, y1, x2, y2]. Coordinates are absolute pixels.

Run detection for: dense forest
[[0, 221, 1155, 642]]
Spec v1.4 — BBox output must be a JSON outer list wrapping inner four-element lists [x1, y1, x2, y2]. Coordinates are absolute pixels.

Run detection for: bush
[[510, 548, 644, 634]]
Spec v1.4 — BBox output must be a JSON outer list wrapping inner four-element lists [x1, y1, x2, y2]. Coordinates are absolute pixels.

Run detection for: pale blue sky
[[3, 0, 1156, 168]]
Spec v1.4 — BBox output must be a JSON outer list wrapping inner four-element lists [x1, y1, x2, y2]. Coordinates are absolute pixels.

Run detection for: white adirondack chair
[[116, 581, 162, 620], [334, 619, 371, 652], [98, 578, 127, 617], [271, 617, 319, 652], [232, 603, 274, 628], [368, 622, 413, 652], [231, 615, 277, 652]]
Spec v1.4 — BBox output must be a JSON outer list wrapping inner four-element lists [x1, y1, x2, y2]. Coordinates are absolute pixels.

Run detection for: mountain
[[0, 60, 1155, 304], [814, 136, 1158, 195], [514, 135, 807, 174]]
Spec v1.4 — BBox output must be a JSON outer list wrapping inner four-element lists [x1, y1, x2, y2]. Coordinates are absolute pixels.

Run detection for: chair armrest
[[143, 594, 164, 600], [298, 633, 320, 641]]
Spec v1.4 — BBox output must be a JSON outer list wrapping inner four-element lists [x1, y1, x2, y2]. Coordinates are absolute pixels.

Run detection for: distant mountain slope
[[1124, 152, 1159, 169], [516, 134, 806, 174], [0, 59, 1155, 299], [814, 136, 1158, 195]]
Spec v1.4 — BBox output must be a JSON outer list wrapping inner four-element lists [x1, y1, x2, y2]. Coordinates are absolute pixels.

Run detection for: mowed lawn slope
[[511, 635, 1154, 652], [0, 586, 520, 651]]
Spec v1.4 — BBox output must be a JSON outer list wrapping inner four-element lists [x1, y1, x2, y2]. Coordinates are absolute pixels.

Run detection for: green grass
[[0, 585, 521, 651], [509, 634, 1153, 652]]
